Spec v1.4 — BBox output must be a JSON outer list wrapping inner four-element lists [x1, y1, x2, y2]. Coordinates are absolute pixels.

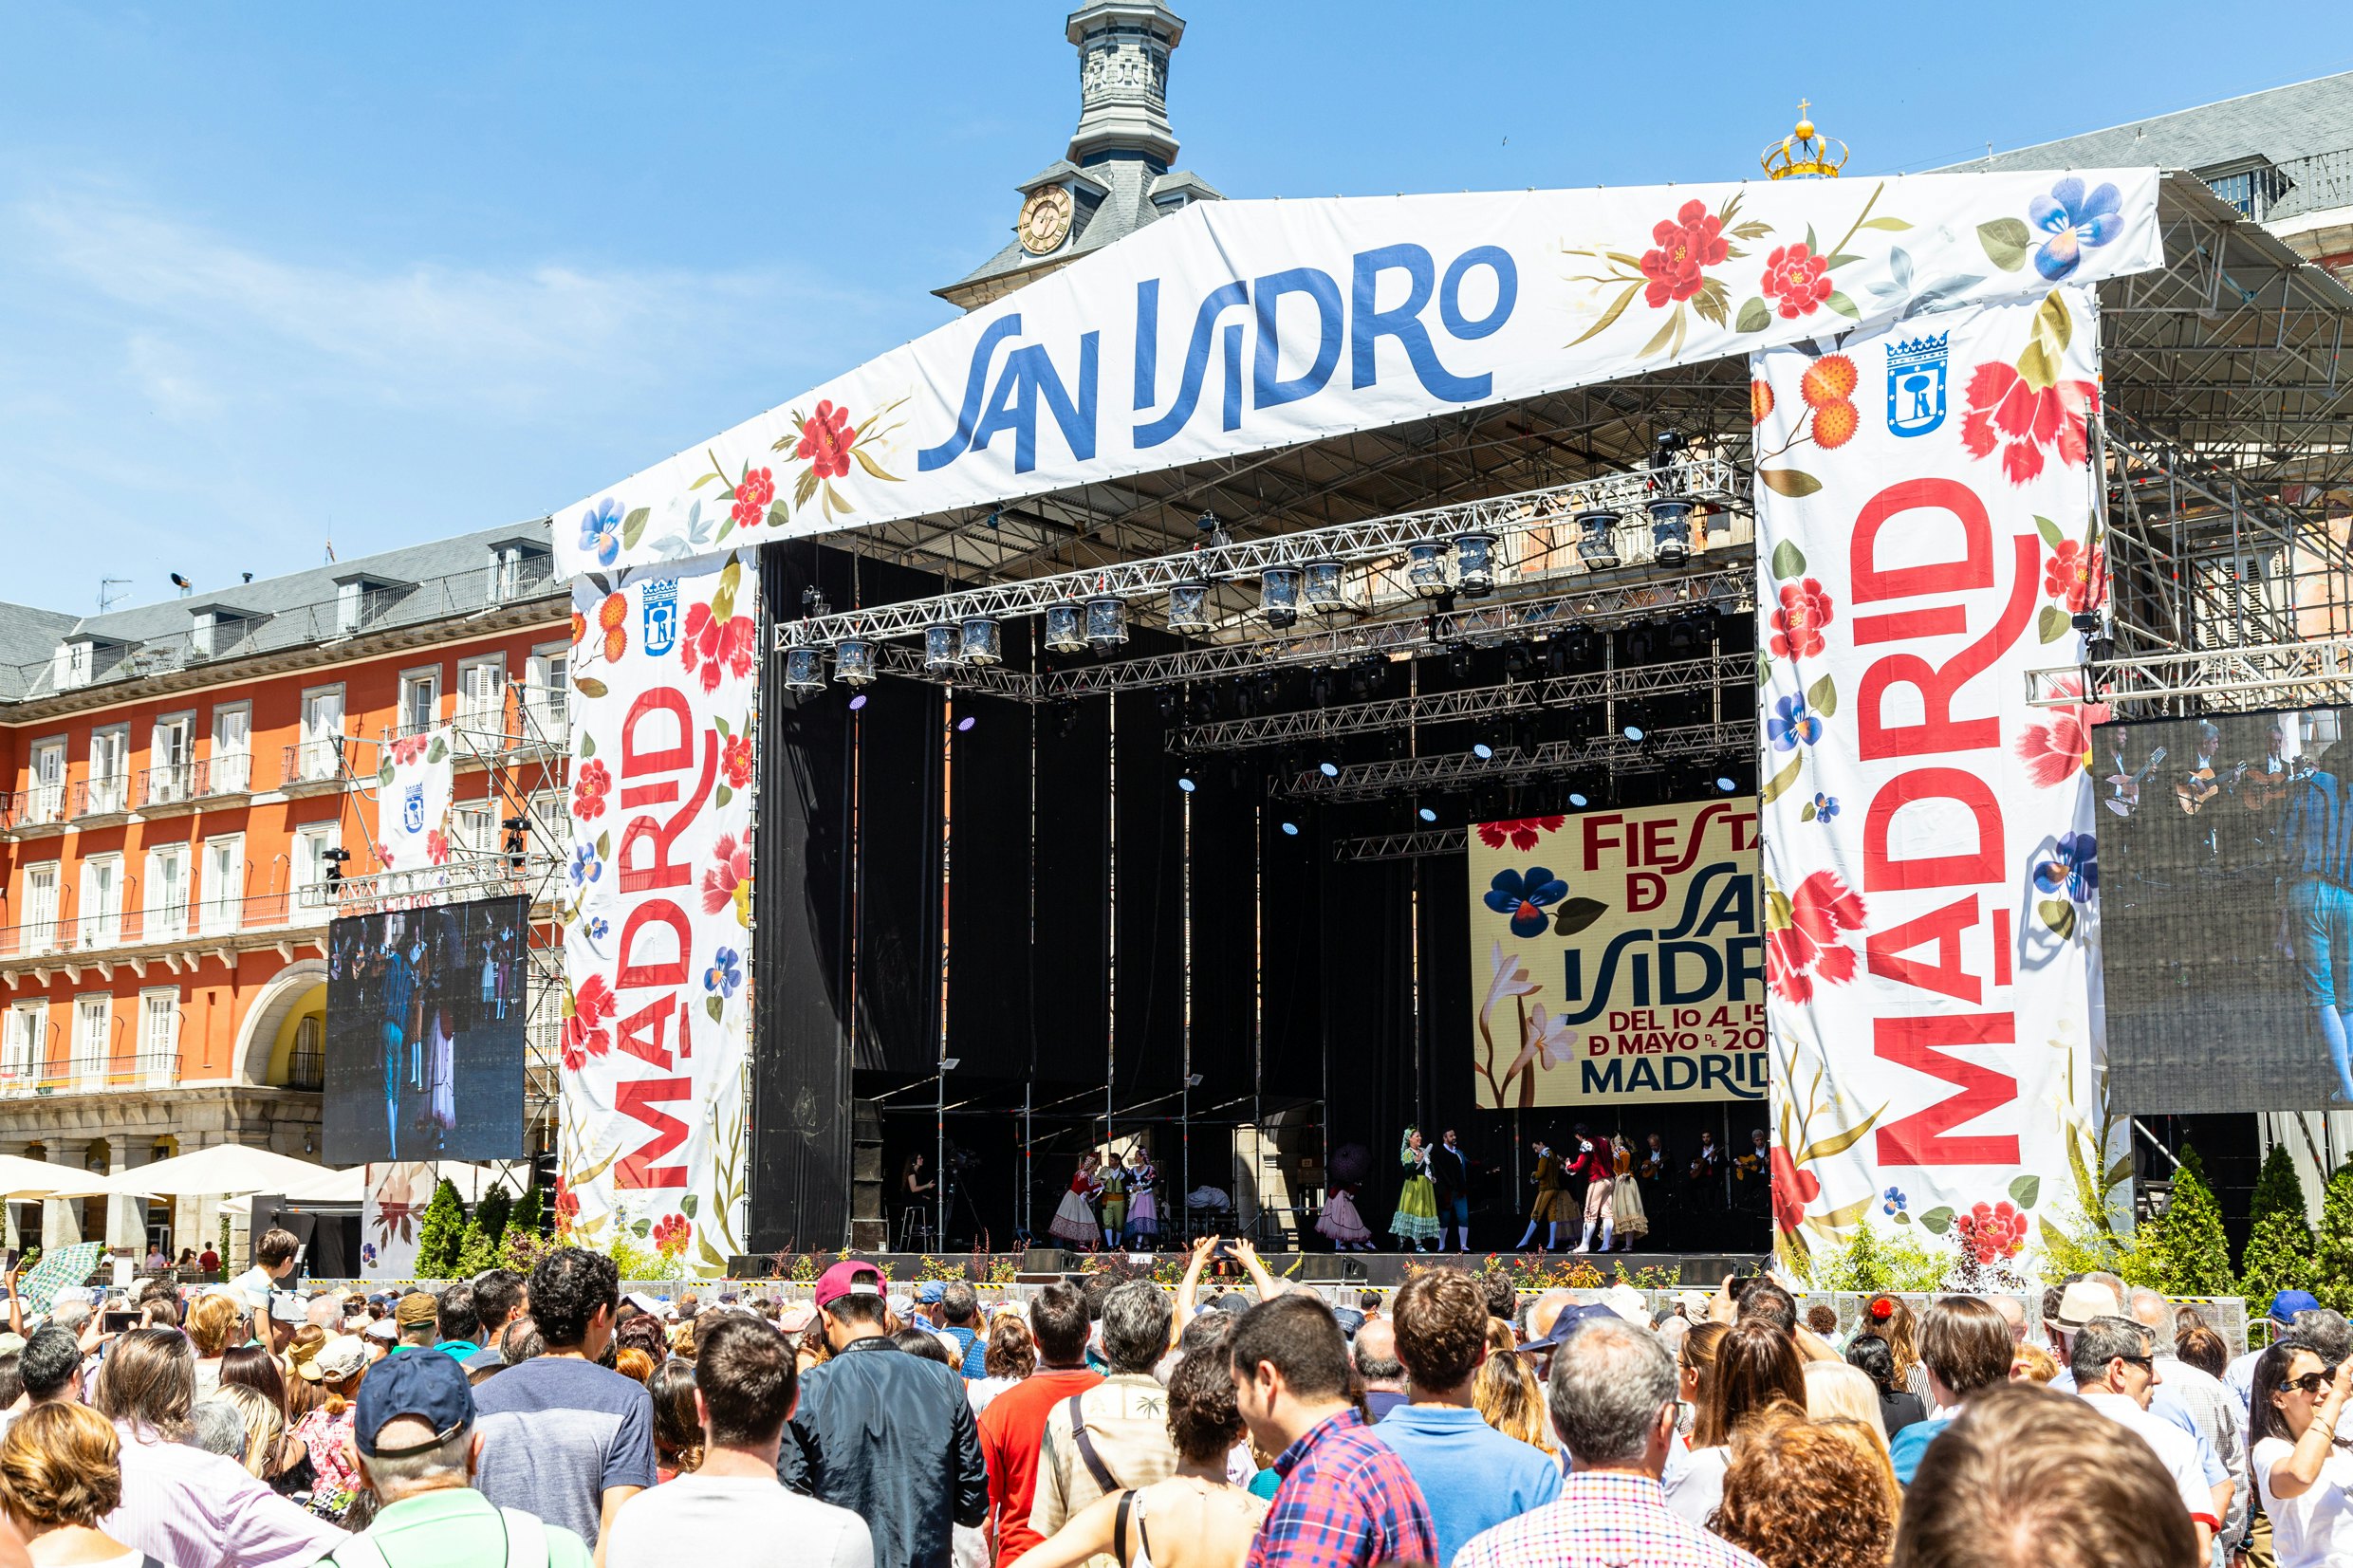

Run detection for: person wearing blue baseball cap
[[321, 1345, 591, 1568], [2229, 1290, 2329, 1412]]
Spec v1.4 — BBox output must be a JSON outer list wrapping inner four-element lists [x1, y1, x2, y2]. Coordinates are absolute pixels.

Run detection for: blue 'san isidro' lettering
[[918, 243, 1520, 473]]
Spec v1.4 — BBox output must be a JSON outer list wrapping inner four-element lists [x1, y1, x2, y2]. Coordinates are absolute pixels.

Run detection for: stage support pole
[[1180, 784, 1193, 1239]]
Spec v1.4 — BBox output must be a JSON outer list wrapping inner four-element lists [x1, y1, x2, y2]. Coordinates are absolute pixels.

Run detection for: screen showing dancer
[[323, 895, 529, 1163], [2103, 705, 2353, 1111]]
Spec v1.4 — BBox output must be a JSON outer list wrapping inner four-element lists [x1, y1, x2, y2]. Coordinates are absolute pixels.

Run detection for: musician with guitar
[[2277, 728, 2353, 1103]]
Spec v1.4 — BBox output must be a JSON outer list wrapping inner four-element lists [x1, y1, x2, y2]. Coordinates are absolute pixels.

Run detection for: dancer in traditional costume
[[1564, 1126, 1614, 1253], [1049, 1153, 1102, 1247], [1316, 1184, 1374, 1249], [1609, 1134, 1649, 1250], [1515, 1138, 1568, 1251], [1124, 1152, 1158, 1245], [1390, 1128, 1442, 1251], [1098, 1152, 1131, 1247]]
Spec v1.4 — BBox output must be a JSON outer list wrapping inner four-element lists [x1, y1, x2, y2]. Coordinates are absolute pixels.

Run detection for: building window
[[52, 641, 90, 691], [452, 802, 494, 857], [336, 581, 364, 635], [23, 863, 59, 954], [527, 646, 570, 735], [139, 989, 179, 1068], [200, 836, 243, 934], [145, 844, 188, 941], [191, 612, 216, 659], [295, 822, 342, 903], [3, 1005, 42, 1084], [299, 686, 345, 781], [28, 740, 65, 823], [210, 703, 251, 794], [72, 996, 110, 1076], [457, 656, 507, 734], [488, 544, 547, 600], [287, 1016, 324, 1091], [150, 713, 194, 805], [78, 855, 122, 950], [2206, 164, 2295, 218], [86, 727, 129, 814], [398, 671, 440, 739]]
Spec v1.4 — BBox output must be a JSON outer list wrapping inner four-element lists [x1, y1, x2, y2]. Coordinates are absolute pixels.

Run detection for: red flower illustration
[[702, 833, 750, 916], [1769, 578, 1834, 661], [553, 1181, 580, 1226], [574, 972, 616, 1029], [390, 733, 429, 766], [559, 1014, 609, 1071], [2014, 674, 2109, 789], [796, 401, 858, 481], [2043, 537, 2103, 614], [1476, 817, 1566, 853], [1960, 361, 2098, 485], [1954, 1199, 2028, 1264], [652, 1213, 693, 1257], [1766, 870, 1867, 1004], [682, 603, 756, 694], [733, 466, 775, 528], [1760, 244, 1833, 320], [1769, 1146, 1820, 1235], [722, 733, 752, 788], [1639, 199, 1729, 308], [572, 758, 612, 821], [424, 829, 450, 866]]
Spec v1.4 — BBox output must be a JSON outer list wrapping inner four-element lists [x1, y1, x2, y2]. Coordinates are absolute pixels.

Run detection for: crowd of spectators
[[0, 1228, 2327, 1568]]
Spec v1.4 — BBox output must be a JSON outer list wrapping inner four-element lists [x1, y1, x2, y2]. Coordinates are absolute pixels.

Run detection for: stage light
[[1185, 1073, 1203, 1088], [1568, 791, 1589, 808], [835, 638, 877, 687], [849, 692, 868, 710], [1308, 671, 1335, 708], [961, 616, 1003, 666], [1044, 602, 1086, 654], [1504, 643, 1529, 677], [801, 584, 832, 618], [1447, 643, 1473, 681], [1303, 559, 1344, 611], [1575, 509, 1621, 570], [1084, 596, 1128, 649], [1454, 532, 1497, 597], [1716, 775, 1737, 793], [783, 645, 827, 693], [1417, 805, 1437, 822], [1473, 742, 1494, 760], [1279, 820, 1300, 836], [939, 1057, 960, 1072], [1177, 766, 1198, 794], [1624, 620, 1657, 662], [1648, 497, 1695, 565], [1168, 581, 1212, 635], [1406, 541, 1452, 599], [1664, 618, 1695, 657], [956, 714, 976, 732], [1156, 687, 1179, 721], [1318, 761, 1340, 778], [923, 622, 964, 673], [1623, 723, 1646, 742], [2086, 629, 2116, 666], [1261, 565, 1302, 629]]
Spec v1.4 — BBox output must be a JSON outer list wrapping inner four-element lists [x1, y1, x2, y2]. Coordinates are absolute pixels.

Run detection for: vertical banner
[[361, 1162, 431, 1280], [562, 547, 755, 1277], [1469, 805, 1765, 1109], [1752, 286, 2118, 1277], [374, 726, 454, 876]]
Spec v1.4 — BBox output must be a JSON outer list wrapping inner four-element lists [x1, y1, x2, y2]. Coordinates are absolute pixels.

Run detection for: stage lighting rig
[[1044, 602, 1086, 654], [1169, 581, 1212, 635], [1446, 644, 1473, 681], [1194, 508, 1232, 549], [961, 617, 1003, 667], [1176, 763, 1199, 794], [802, 584, 832, 618], [1454, 532, 1497, 598], [923, 622, 964, 673], [323, 847, 350, 892], [1648, 498, 1695, 565], [835, 638, 877, 687], [783, 646, 826, 693], [1406, 541, 1452, 599], [502, 814, 529, 871], [1156, 688, 1180, 721], [1575, 509, 1621, 570], [1303, 560, 1344, 613], [1261, 566, 1302, 629], [1084, 596, 1128, 650]]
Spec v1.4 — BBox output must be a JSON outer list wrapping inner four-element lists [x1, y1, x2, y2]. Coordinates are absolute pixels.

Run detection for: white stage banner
[[361, 1162, 431, 1280], [374, 726, 454, 875], [553, 172, 2162, 579], [1751, 286, 2118, 1277], [560, 548, 755, 1276]]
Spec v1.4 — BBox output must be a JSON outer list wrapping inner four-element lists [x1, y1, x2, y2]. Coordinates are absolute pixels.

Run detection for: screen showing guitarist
[[2279, 724, 2353, 1102]]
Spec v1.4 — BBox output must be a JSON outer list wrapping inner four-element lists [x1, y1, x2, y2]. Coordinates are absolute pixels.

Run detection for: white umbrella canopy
[[0, 1154, 111, 1199], [265, 1162, 522, 1205], [94, 1143, 344, 1199]]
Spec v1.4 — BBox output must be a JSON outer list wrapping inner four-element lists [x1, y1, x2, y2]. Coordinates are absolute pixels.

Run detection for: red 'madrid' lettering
[[616, 900, 690, 990], [617, 691, 719, 893], [1874, 1013, 2020, 1166], [614, 1078, 691, 1189], [616, 995, 682, 1070], [1862, 769, 2004, 892], [1865, 895, 1982, 1004]]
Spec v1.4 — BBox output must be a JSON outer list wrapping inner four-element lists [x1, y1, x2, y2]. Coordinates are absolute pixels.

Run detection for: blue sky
[[2, 2, 2344, 614]]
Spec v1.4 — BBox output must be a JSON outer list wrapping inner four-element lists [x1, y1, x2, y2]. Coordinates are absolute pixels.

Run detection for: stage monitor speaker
[[1300, 1255, 1370, 1284], [849, 1099, 887, 1252]]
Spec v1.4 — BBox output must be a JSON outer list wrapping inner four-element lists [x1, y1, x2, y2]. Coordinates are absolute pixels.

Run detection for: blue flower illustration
[[1810, 792, 1840, 822], [2033, 831, 2099, 901], [1881, 1185, 1907, 1216], [1769, 692, 1824, 752], [586, 916, 610, 941], [1484, 866, 1569, 939], [568, 842, 602, 890], [579, 496, 624, 567], [704, 946, 743, 999], [2029, 177, 2124, 281]]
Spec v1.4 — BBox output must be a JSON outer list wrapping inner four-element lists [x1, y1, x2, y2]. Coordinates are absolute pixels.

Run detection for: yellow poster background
[[1470, 802, 1764, 1109]]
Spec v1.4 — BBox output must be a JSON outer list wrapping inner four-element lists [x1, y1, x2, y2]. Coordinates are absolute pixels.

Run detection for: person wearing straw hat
[[291, 1334, 370, 1523]]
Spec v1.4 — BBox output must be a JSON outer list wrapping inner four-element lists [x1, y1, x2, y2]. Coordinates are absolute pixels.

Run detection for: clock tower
[[936, 2, 1222, 312]]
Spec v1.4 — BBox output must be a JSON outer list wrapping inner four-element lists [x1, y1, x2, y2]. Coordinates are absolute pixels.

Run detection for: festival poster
[[1471, 804, 1764, 1109], [1751, 285, 2121, 1278], [560, 547, 755, 1278], [373, 725, 454, 876]]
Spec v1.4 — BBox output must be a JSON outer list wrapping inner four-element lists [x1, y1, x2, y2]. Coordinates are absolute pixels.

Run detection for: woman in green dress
[[1390, 1127, 1442, 1252]]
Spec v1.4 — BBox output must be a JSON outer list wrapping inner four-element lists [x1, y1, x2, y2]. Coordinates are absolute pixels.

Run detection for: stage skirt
[[1048, 1189, 1098, 1244], [1316, 1190, 1371, 1244], [1391, 1175, 1442, 1242], [1611, 1171, 1649, 1240], [1126, 1189, 1158, 1237]]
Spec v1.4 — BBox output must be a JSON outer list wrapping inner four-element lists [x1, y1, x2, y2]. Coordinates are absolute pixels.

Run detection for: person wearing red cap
[[778, 1261, 986, 1568]]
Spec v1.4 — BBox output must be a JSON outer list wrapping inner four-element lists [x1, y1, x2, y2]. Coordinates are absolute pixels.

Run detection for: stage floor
[[732, 1248, 1769, 1289]]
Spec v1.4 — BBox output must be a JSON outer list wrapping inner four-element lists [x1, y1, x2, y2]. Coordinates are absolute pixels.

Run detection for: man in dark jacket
[[1428, 1130, 1472, 1254], [778, 1260, 988, 1568]]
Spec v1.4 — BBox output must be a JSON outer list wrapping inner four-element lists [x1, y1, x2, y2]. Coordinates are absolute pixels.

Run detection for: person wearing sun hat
[[321, 1341, 591, 1567], [291, 1335, 371, 1524]]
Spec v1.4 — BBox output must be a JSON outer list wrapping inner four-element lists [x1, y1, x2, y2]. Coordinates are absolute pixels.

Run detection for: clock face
[[1018, 186, 1074, 255]]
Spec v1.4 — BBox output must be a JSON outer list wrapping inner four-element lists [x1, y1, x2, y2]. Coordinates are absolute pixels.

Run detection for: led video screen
[[324, 895, 529, 1164], [2103, 707, 2353, 1112]]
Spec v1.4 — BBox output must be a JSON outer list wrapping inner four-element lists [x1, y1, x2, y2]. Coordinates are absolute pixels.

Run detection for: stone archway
[[234, 959, 327, 1088]]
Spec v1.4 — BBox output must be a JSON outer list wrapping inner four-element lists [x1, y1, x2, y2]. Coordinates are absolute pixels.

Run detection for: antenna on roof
[[99, 579, 131, 614]]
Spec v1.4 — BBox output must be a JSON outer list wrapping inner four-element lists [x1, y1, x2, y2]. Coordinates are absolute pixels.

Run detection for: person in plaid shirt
[[1454, 1315, 1762, 1568], [1231, 1294, 1436, 1568]]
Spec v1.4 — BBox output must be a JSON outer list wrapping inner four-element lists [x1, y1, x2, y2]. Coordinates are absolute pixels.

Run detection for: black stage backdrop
[[751, 544, 1769, 1252]]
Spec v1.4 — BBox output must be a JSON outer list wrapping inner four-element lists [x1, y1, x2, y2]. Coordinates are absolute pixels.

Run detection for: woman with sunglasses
[[2250, 1339, 2353, 1566]]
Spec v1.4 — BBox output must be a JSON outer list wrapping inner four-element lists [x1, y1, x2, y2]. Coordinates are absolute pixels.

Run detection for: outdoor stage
[[729, 1249, 1772, 1289]]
